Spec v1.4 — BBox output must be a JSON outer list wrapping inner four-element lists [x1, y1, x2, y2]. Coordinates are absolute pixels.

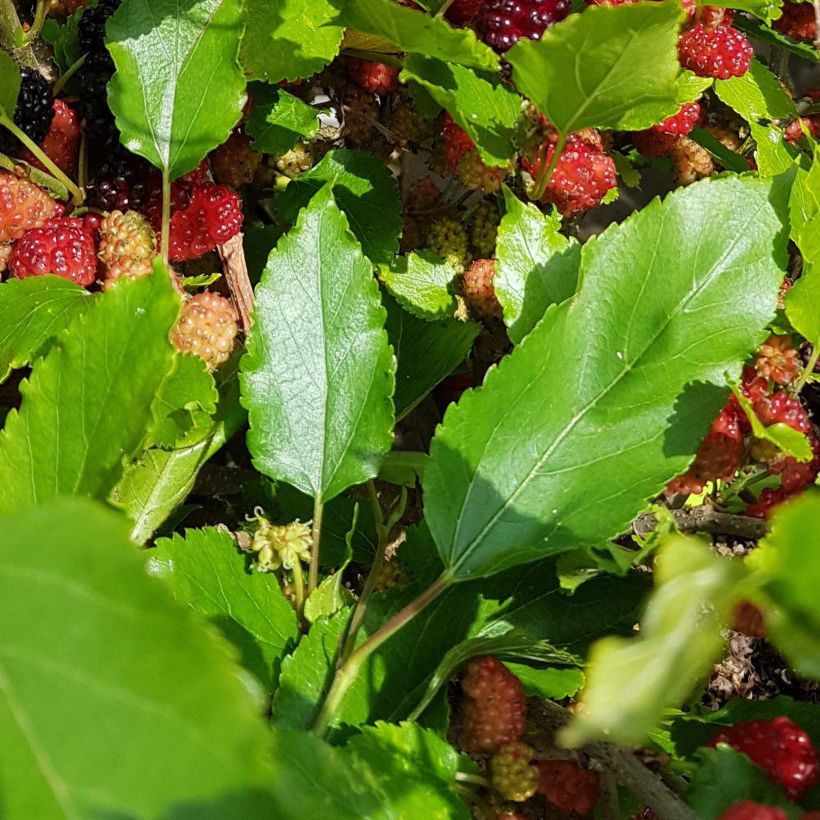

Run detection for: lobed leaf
[[107, 0, 246, 179], [423, 176, 788, 581], [242, 185, 395, 503]]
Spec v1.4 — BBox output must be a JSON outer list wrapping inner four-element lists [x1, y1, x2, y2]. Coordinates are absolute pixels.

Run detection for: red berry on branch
[[21, 99, 81, 175], [463, 258, 502, 319], [536, 759, 600, 817], [347, 57, 400, 95], [774, 1, 816, 42], [678, 24, 753, 79], [710, 717, 818, 800], [0, 172, 62, 244], [718, 802, 788, 820], [755, 334, 801, 386], [444, 0, 484, 24], [9, 217, 97, 286], [479, 0, 571, 53]]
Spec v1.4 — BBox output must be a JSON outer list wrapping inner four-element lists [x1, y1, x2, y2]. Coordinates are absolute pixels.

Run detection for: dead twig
[[217, 232, 254, 334], [632, 507, 768, 541]]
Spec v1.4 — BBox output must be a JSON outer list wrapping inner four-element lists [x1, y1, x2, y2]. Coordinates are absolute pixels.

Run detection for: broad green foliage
[[684, 748, 793, 819], [714, 59, 796, 124], [242, 186, 395, 503], [503, 661, 584, 700], [107, 0, 246, 179], [379, 251, 458, 320], [564, 537, 746, 747], [150, 528, 298, 688], [494, 187, 580, 343], [240, 0, 344, 83], [0, 276, 90, 382], [278, 149, 402, 264], [0, 48, 20, 115], [245, 84, 322, 155], [0, 271, 179, 517], [734, 14, 820, 60], [0, 498, 277, 818], [708, 0, 783, 24], [400, 56, 521, 167], [747, 492, 820, 679], [384, 294, 479, 420], [750, 121, 797, 178], [340, 0, 498, 72], [508, 2, 683, 136], [423, 176, 788, 580]]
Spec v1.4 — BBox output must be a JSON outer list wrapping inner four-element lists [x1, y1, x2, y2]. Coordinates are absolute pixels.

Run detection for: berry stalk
[[15, 0, 46, 46], [160, 169, 171, 266], [312, 572, 452, 735], [0, 114, 84, 204], [339, 482, 407, 663], [52, 54, 88, 97]]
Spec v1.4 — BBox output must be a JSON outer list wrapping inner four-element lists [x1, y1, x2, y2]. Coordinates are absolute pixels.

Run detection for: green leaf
[[688, 126, 751, 174], [785, 269, 820, 345], [685, 747, 793, 819], [502, 662, 584, 700], [340, 0, 497, 72], [0, 47, 21, 116], [747, 492, 820, 679], [423, 176, 788, 581], [380, 251, 458, 320], [149, 527, 299, 688], [278, 148, 402, 264], [268, 727, 468, 818], [346, 722, 469, 819], [564, 537, 746, 747], [494, 187, 580, 343], [730, 377, 812, 461], [114, 376, 246, 543], [41, 9, 82, 76], [240, 0, 344, 83], [410, 629, 578, 719], [384, 293, 479, 420], [399, 56, 520, 167], [0, 276, 91, 383], [714, 59, 796, 124], [750, 121, 797, 178], [711, 0, 783, 24], [734, 13, 820, 57], [149, 353, 218, 449], [107, 0, 246, 179], [242, 185, 395, 503], [0, 498, 276, 817], [0, 271, 179, 517], [273, 608, 350, 731], [245, 84, 322, 155], [304, 506, 356, 623], [507, 2, 683, 135]]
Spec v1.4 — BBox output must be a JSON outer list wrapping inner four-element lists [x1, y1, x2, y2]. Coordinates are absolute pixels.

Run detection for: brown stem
[[217, 232, 254, 334], [631, 507, 768, 541], [532, 701, 697, 820]]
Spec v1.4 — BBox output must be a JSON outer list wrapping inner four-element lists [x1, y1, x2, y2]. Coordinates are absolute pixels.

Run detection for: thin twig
[[632, 507, 768, 541], [532, 701, 697, 820], [217, 232, 255, 333]]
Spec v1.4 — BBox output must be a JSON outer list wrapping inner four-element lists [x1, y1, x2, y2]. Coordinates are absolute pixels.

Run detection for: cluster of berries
[[710, 717, 818, 802], [457, 657, 600, 816], [720, 803, 820, 820], [666, 334, 818, 518]]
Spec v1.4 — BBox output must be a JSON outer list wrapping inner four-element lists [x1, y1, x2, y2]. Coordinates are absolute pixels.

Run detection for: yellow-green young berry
[[428, 216, 469, 274], [490, 743, 538, 803], [172, 291, 239, 371], [98, 210, 157, 289], [470, 200, 500, 257]]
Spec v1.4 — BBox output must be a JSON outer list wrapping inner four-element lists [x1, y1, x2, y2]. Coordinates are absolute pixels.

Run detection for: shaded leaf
[[0, 48, 21, 115], [242, 185, 395, 503], [245, 84, 323, 155], [0, 275, 91, 383], [0, 498, 276, 818], [0, 271, 179, 517], [107, 0, 246, 179], [278, 148, 402, 264], [385, 294, 479, 420], [423, 176, 788, 580], [502, 662, 584, 700], [149, 527, 299, 688]]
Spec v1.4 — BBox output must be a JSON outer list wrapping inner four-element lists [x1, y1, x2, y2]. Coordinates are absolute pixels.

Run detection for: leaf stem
[[0, 114, 84, 205], [312, 571, 452, 735], [53, 53, 87, 96], [339, 482, 407, 663], [16, 0, 46, 46], [309, 496, 324, 594], [435, 0, 455, 16], [797, 344, 820, 392], [291, 559, 306, 623], [531, 132, 565, 203], [161, 169, 171, 267]]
